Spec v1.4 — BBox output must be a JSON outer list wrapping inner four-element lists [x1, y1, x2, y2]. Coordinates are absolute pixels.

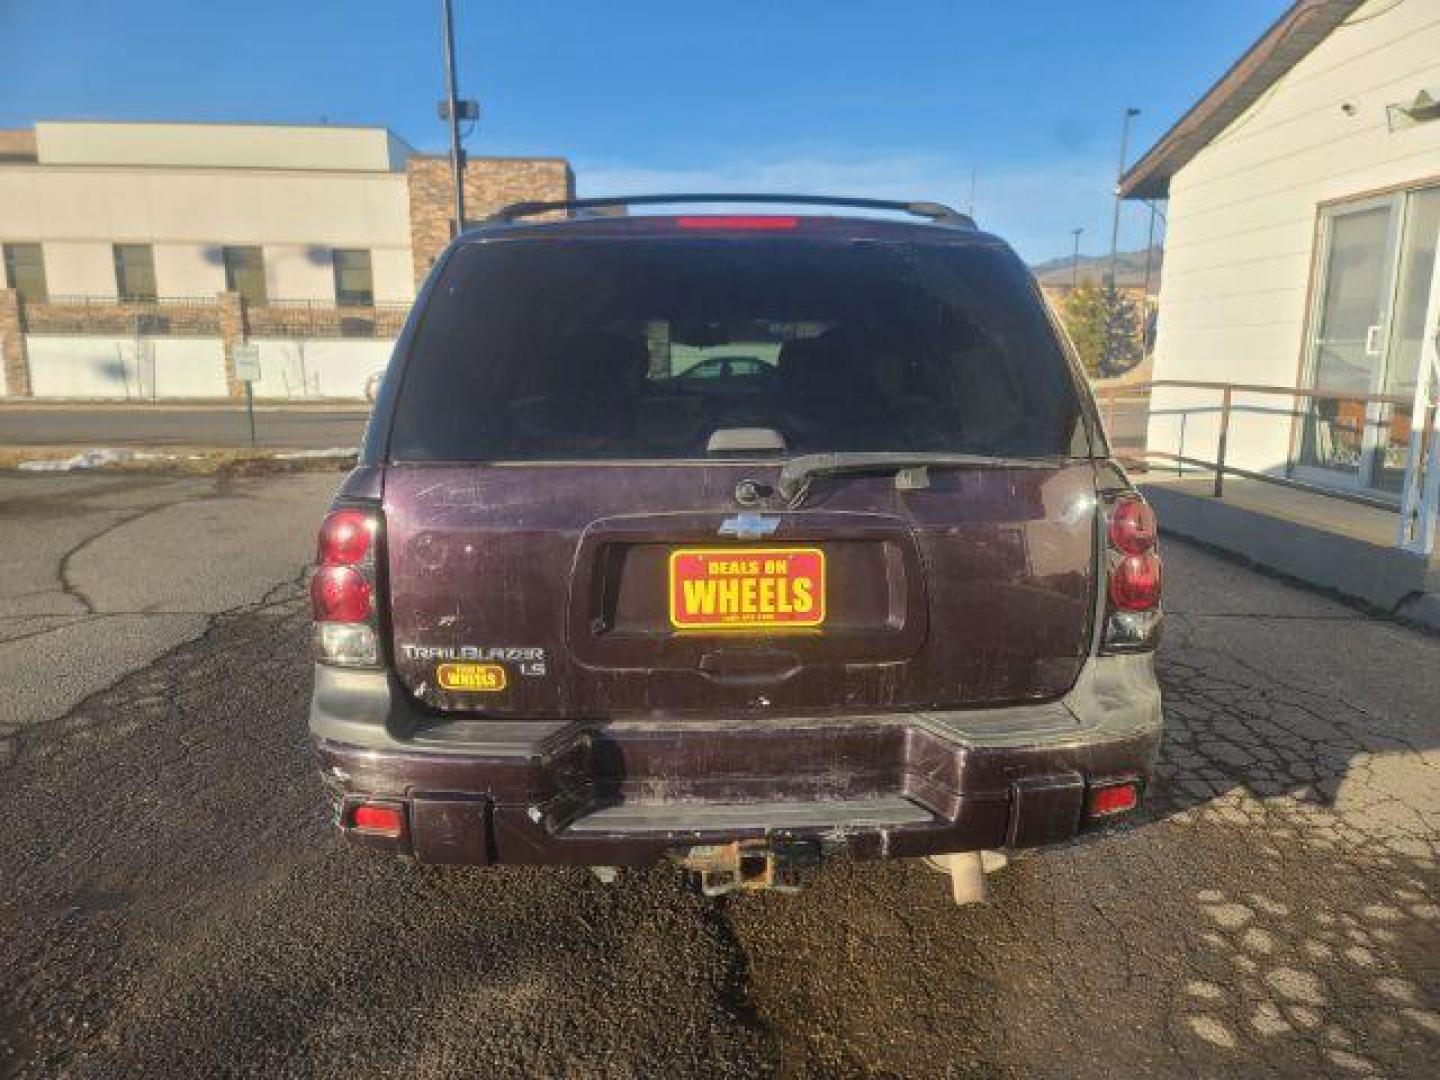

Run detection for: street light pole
[[1139, 200, 1159, 352], [1107, 107, 1140, 287], [440, 0, 466, 235], [1071, 227, 1084, 289]]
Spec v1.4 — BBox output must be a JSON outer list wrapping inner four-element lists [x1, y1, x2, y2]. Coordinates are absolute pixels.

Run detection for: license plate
[[668, 547, 826, 631]]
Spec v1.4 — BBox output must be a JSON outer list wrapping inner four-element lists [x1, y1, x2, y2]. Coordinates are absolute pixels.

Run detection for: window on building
[[113, 244, 157, 301], [222, 246, 268, 305], [332, 249, 374, 307], [2, 243, 47, 302]]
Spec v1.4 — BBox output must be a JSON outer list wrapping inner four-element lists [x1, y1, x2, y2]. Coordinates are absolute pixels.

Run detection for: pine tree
[[1100, 283, 1143, 376], [1060, 282, 1142, 377]]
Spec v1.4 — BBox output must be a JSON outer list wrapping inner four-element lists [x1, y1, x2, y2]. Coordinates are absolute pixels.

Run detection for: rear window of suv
[[388, 236, 1084, 462]]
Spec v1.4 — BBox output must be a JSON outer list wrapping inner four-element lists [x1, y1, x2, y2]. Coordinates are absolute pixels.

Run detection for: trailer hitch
[[676, 838, 822, 896]]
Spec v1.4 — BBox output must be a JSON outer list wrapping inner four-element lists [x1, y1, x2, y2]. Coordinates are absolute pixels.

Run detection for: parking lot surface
[[1, 472, 1435, 1078], [0, 406, 368, 451]]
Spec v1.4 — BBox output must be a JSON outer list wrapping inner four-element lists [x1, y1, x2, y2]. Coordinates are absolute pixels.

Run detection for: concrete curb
[[1141, 481, 1440, 635], [1394, 592, 1440, 635]]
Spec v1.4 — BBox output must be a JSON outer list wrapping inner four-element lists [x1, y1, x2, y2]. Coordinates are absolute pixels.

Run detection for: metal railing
[[243, 299, 410, 340], [1096, 379, 1439, 555], [23, 295, 223, 336]]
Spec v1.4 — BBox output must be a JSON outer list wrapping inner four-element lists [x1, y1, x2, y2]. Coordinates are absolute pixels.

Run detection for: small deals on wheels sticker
[[436, 662, 508, 692], [669, 547, 826, 630]]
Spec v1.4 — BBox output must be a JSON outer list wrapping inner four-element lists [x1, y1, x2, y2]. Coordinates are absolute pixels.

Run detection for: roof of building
[[17, 120, 418, 173], [1119, 0, 1363, 199]]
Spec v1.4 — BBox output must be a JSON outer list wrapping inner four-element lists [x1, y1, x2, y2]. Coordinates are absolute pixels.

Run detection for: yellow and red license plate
[[668, 547, 826, 631]]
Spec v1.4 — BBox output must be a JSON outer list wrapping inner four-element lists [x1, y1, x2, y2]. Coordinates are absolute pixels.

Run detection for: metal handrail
[[1139, 452, 1406, 512], [1095, 378, 1439, 553], [1121, 378, 1411, 406]]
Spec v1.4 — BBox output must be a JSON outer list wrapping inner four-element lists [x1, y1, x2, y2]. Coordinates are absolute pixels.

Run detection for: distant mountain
[[1031, 246, 1163, 292]]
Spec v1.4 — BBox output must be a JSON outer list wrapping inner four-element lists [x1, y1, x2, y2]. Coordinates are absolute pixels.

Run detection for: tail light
[[1101, 495, 1162, 652], [1111, 554, 1162, 611], [1108, 498, 1157, 555], [311, 507, 382, 667]]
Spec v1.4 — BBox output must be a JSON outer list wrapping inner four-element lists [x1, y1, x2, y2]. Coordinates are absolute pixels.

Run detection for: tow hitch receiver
[[677, 839, 822, 897]]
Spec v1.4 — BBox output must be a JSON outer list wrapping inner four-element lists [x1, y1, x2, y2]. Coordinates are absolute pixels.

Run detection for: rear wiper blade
[[776, 451, 1061, 504]]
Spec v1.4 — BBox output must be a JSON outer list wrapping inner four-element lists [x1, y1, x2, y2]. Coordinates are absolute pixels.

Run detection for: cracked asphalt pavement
[[1, 473, 1436, 1078]]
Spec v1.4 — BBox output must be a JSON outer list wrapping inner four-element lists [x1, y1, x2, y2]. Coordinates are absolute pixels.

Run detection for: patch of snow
[[273, 446, 360, 460], [17, 448, 138, 472]]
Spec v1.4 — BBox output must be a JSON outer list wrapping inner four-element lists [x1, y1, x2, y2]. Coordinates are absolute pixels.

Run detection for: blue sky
[[0, 0, 1289, 261]]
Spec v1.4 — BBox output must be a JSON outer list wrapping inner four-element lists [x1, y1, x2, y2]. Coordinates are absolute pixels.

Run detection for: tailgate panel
[[383, 463, 1096, 716]]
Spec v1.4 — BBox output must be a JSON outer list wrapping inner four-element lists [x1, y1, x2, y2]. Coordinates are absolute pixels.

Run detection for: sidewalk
[[1140, 473, 1440, 631]]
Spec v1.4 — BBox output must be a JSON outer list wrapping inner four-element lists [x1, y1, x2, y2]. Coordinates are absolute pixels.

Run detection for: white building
[[1122, 0, 1440, 507], [0, 121, 572, 399], [1, 121, 418, 307]]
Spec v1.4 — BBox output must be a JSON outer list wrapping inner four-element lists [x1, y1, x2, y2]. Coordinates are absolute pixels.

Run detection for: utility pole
[[440, 0, 466, 235], [1107, 107, 1140, 287], [967, 165, 977, 218], [1071, 227, 1084, 290]]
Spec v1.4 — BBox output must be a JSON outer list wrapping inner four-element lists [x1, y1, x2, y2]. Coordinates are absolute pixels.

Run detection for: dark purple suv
[[308, 195, 1162, 901]]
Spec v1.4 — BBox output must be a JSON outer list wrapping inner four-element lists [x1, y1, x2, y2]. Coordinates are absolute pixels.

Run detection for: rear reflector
[[352, 804, 404, 837], [1088, 781, 1139, 818], [675, 215, 798, 230]]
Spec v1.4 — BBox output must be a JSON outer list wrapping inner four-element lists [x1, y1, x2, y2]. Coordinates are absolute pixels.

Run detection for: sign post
[[233, 344, 261, 448], [136, 339, 156, 401]]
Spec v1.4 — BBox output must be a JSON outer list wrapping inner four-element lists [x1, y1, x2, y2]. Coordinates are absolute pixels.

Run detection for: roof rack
[[486, 193, 976, 229]]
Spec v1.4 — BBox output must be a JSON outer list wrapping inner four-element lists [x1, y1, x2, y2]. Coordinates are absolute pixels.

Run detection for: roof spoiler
[[486, 193, 976, 229]]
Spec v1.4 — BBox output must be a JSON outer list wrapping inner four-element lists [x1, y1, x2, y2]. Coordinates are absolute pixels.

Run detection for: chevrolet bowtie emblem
[[718, 513, 781, 538]]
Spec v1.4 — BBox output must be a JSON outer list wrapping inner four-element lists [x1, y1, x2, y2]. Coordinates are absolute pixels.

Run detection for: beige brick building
[[0, 121, 574, 399]]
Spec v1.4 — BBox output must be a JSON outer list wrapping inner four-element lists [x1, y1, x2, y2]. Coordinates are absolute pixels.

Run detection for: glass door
[[1297, 198, 1399, 489], [1373, 187, 1440, 493]]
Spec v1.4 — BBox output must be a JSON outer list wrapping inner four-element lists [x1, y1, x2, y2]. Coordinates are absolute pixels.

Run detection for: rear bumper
[[310, 653, 1162, 866]]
